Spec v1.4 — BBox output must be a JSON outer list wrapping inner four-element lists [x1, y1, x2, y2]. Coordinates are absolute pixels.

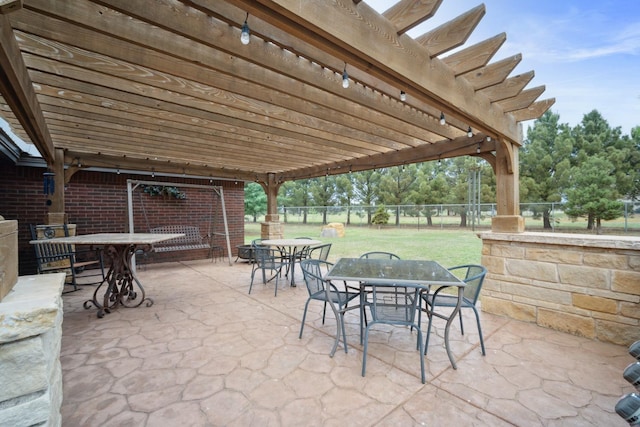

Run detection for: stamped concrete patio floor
[[60, 260, 635, 426]]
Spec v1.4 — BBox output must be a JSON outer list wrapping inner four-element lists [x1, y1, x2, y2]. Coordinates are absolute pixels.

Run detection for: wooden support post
[[491, 139, 524, 232], [47, 148, 67, 225], [260, 173, 283, 239]]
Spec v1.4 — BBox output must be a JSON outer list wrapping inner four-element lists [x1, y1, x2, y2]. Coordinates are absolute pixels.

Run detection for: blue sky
[[367, 0, 640, 137]]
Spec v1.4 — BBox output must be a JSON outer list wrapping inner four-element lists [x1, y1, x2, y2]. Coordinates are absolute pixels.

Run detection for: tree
[[371, 205, 390, 227], [377, 165, 418, 225], [244, 182, 266, 222], [309, 176, 336, 224], [352, 169, 381, 224], [564, 157, 624, 234], [335, 174, 355, 225], [279, 180, 312, 223], [411, 162, 449, 226], [629, 126, 640, 202], [445, 157, 488, 227], [520, 111, 573, 228], [570, 110, 629, 229]]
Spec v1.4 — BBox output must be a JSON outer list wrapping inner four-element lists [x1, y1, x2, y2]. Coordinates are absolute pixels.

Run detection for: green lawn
[[244, 222, 483, 267]]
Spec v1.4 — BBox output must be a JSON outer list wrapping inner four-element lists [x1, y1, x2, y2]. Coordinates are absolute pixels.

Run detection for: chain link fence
[[265, 202, 640, 234]]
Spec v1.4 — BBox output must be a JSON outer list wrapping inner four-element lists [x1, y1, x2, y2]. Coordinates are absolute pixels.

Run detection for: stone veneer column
[[480, 232, 640, 346], [261, 214, 283, 239], [0, 273, 65, 427]]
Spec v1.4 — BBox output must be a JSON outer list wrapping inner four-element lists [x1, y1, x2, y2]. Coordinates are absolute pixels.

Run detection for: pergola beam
[[227, 0, 521, 144], [382, 0, 443, 35], [0, 12, 54, 163], [415, 4, 485, 57], [441, 32, 506, 76]]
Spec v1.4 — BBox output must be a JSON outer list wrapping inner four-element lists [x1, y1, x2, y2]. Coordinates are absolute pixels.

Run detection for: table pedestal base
[[84, 243, 153, 318]]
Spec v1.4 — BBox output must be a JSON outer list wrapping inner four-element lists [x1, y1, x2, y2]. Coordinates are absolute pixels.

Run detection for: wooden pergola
[[0, 0, 553, 233]]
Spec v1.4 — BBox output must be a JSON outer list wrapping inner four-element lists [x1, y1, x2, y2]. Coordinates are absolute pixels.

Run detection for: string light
[[240, 13, 250, 45], [342, 64, 349, 88], [439, 112, 446, 125], [467, 126, 473, 138], [476, 142, 481, 153], [400, 91, 406, 101]]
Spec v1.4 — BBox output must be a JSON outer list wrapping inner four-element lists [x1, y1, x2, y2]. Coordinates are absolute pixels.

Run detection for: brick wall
[[480, 231, 640, 346], [0, 158, 245, 275]]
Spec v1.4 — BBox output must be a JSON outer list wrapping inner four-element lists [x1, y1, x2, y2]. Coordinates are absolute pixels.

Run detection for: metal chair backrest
[[300, 259, 332, 297], [253, 245, 281, 270], [449, 264, 487, 305], [359, 251, 400, 260], [369, 283, 421, 325], [308, 243, 331, 262], [251, 238, 265, 247]]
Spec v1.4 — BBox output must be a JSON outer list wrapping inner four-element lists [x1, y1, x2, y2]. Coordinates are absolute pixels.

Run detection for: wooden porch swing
[[126, 179, 233, 266]]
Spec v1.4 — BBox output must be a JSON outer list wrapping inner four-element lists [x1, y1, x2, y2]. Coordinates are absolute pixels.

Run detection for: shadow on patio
[[60, 260, 634, 426]]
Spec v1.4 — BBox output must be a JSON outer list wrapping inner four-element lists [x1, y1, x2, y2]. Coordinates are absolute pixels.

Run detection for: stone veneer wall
[[0, 273, 65, 427], [480, 232, 640, 346]]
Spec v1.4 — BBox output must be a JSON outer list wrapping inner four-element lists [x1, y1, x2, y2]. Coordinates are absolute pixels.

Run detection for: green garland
[[142, 185, 187, 199]]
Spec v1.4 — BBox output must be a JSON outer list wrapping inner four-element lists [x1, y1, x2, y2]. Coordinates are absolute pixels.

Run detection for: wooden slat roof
[[0, 0, 554, 183]]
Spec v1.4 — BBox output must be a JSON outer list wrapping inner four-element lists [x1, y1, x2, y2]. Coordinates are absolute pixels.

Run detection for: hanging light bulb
[[400, 91, 406, 101], [439, 112, 446, 125], [342, 64, 349, 89], [240, 13, 250, 45], [476, 142, 481, 153], [467, 126, 473, 138]]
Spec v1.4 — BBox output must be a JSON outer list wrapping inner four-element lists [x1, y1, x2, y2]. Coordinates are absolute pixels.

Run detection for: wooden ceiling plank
[[496, 85, 545, 113], [440, 32, 505, 76], [12, 12, 446, 148], [479, 70, 534, 102], [415, 4, 485, 57], [24, 52, 389, 156], [0, 0, 22, 15], [381, 0, 443, 35], [0, 14, 54, 162], [43, 108, 320, 161], [35, 82, 359, 161], [29, 71, 379, 162], [43, 110, 343, 167], [13, 13, 421, 154], [65, 0, 452, 143], [30, 71, 363, 156], [461, 54, 522, 91], [43, 105, 360, 170]]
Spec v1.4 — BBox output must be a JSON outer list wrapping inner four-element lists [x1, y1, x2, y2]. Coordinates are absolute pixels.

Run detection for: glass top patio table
[[326, 257, 466, 368], [325, 258, 462, 286]]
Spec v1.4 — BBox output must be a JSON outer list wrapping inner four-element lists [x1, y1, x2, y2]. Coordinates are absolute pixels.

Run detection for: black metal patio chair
[[299, 259, 360, 356], [362, 282, 426, 383], [421, 264, 488, 357], [248, 245, 289, 296]]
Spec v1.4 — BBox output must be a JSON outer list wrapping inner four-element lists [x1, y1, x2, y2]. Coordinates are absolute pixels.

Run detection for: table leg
[[326, 285, 346, 357], [442, 286, 463, 369], [83, 243, 153, 318], [289, 250, 297, 287]]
